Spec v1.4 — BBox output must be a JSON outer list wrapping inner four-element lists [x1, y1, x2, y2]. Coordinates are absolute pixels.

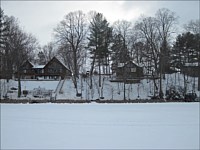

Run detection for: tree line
[[0, 7, 199, 98]]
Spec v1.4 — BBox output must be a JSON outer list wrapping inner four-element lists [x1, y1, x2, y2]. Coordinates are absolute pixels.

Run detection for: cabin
[[43, 57, 71, 79], [17, 60, 35, 79], [112, 61, 144, 79], [15, 57, 71, 80], [181, 62, 199, 77]]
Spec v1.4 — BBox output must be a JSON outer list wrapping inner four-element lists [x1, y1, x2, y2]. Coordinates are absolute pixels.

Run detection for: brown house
[[181, 63, 199, 77], [15, 57, 71, 80], [17, 60, 35, 79], [113, 61, 144, 79], [43, 57, 71, 79]]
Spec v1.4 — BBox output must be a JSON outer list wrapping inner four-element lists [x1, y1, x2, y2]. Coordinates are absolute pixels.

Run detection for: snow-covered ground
[[1, 73, 200, 100], [0, 80, 59, 99], [58, 73, 199, 100], [1, 103, 199, 149]]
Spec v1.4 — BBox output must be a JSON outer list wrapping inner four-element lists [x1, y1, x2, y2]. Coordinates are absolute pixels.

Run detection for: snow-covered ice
[[1, 103, 199, 149]]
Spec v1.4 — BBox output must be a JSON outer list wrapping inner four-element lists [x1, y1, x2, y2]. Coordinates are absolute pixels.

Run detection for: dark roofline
[[21, 60, 34, 67], [45, 56, 71, 72]]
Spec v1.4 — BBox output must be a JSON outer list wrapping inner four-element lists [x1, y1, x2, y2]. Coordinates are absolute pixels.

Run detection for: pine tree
[[88, 13, 112, 86], [88, 12, 112, 75], [111, 34, 130, 65], [0, 9, 10, 79], [87, 12, 112, 99], [173, 32, 200, 94]]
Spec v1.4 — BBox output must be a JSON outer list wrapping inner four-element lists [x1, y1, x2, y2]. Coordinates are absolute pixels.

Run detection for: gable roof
[[54, 56, 70, 70], [21, 60, 34, 68], [45, 56, 71, 72], [21, 57, 71, 72]]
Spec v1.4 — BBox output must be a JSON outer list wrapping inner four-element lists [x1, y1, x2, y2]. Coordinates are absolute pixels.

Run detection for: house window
[[131, 68, 136, 72]]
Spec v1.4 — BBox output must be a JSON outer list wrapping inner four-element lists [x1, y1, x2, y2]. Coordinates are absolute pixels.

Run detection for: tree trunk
[[159, 55, 163, 99], [98, 57, 101, 99], [123, 81, 126, 100], [152, 72, 158, 96], [183, 73, 187, 96], [198, 61, 200, 91], [198, 75, 200, 91], [18, 72, 21, 98], [90, 51, 97, 89]]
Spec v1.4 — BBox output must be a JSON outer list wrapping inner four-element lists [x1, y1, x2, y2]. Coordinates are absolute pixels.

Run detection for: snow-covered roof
[[170, 67, 181, 72], [184, 62, 199, 67], [130, 60, 144, 67], [29, 61, 35, 66], [33, 65, 45, 69], [118, 61, 143, 68]]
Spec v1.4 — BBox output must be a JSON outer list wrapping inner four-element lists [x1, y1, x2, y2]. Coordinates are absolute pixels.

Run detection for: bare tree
[[112, 20, 132, 57], [54, 10, 87, 95], [135, 16, 160, 96], [6, 26, 37, 97], [134, 8, 178, 98], [184, 19, 200, 34], [155, 8, 178, 98], [112, 20, 133, 100], [13, 31, 38, 97], [40, 42, 57, 64]]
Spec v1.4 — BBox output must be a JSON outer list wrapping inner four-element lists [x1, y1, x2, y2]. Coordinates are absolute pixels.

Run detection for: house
[[181, 62, 199, 77], [15, 57, 71, 80], [43, 57, 71, 79], [17, 60, 35, 79], [112, 61, 144, 79]]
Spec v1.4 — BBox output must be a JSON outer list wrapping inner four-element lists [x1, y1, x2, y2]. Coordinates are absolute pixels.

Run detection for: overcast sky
[[2, 1, 199, 46]]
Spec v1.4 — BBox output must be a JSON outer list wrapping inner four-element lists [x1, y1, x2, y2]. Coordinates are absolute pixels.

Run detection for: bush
[[184, 93, 197, 102], [166, 86, 184, 100]]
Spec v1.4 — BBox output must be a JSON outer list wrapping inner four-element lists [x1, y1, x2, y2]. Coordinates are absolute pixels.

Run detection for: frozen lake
[[1, 103, 199, 149]]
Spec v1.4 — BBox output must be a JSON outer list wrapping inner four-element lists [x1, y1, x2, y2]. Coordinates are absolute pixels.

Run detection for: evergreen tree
[[173, 32, 200, 93], [87, 12, 112, 99], [88, 12, 112, 75], [37, 51, 46, 65], [111, 34, 130, 64], [0, 8, 10, 79], [173, 32, 199, 67], [0, 8, 7, 51]]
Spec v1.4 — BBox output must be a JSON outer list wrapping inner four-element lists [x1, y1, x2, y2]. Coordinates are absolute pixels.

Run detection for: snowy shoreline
[[0, 99, 198, 104]]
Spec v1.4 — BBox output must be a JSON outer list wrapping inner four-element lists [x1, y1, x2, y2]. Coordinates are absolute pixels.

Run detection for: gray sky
[[2, 1, 199, 46]]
